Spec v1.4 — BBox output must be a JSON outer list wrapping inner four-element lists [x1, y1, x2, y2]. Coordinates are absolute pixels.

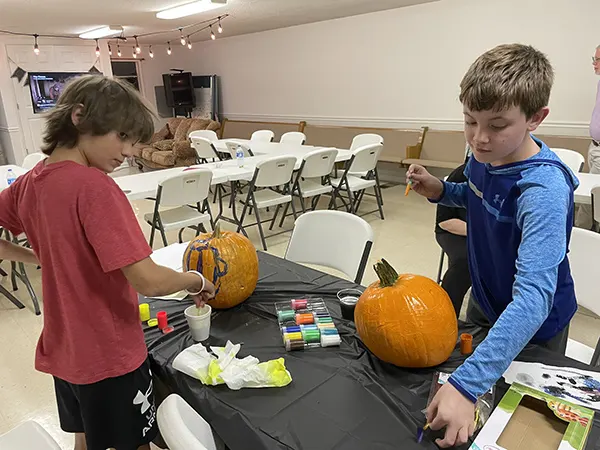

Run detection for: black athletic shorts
[[53, 357, 158, 450]]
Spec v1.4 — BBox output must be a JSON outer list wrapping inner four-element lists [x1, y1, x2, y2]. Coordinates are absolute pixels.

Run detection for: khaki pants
[[575, 141, 600, 229]]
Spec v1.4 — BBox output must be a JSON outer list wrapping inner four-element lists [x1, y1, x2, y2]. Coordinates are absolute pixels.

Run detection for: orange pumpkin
[[355, 259, 457, 368], [183, 225, 258, 309]]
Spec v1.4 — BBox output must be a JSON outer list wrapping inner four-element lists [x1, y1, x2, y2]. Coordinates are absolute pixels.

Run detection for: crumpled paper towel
[[172, 340, 292, 390]]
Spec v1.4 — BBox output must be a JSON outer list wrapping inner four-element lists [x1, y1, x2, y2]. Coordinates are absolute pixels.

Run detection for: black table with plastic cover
[[144, 252, 600, 450]]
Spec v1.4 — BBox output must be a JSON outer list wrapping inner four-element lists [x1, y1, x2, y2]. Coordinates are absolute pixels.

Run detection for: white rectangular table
[[214, 139, 353, 163], [574, 172, 600, 205]]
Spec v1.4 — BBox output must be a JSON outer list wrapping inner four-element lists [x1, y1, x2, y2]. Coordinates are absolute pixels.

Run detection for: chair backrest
[[568, 227, 600, 316], [251, 129, 275, 142], [280, 131, 306, 145], [158, 169, 213, 207], [551, 148, 585, 173], [157, 394, 217, 450], [285, 210, 374, 284], [0, 421, 62, 450], [189, 130, 218, 142], [350, 133, 383, 151], [22, 153, 47, 170], [190, 136, 220, 161], [300, 148, 338, 178], [348, 143, 383, 173], [254, 155, 297, 188], [592, 186, 600, 226], [224, 141, 253, 158]]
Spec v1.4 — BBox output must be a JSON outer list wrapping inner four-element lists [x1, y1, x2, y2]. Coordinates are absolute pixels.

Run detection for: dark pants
[[436, 232, 471, 317], [466, 294, 569, 354]]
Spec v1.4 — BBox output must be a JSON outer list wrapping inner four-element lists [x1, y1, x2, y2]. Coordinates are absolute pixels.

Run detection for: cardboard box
[[470, 382, 594, 450]]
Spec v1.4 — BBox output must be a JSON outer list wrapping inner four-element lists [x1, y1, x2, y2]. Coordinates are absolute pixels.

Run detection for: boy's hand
[[406, 164, 444, 200], [187, 274, 216, 308], [427, 382, 475, 448]]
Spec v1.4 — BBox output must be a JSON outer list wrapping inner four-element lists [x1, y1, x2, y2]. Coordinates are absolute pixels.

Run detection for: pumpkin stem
[[211, 223, 222, 239], [374, 258, 399, 287]]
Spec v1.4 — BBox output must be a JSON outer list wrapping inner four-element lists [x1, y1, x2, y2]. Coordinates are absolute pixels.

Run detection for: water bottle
[[6, 169, 16, 187], [235, 145, 244, 168]]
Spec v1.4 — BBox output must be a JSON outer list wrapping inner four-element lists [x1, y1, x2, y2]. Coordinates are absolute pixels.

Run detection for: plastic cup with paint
[[337, 288, 363, 321], [184, 304, 212, 342]]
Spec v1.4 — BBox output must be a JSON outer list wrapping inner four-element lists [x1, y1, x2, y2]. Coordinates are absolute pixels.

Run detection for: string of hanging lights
[[0, 14, 228, 57]]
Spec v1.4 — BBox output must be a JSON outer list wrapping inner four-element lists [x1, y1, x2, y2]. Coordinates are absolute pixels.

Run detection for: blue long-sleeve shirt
[[435, 137, 579, 402]]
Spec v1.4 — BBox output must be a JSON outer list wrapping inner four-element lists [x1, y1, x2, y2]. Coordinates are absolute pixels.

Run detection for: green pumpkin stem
[[212, 223, 222, 239], [374, 259, 399, 287]]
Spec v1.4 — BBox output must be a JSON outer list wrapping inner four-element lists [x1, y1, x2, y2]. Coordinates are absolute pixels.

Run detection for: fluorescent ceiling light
[[79, 26, 123, 39], [157, 0, 226, 20]]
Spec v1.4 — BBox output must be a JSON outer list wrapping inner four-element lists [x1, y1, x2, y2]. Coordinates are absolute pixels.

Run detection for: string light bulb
[[180, 28, 186, 46], [108, 43, 112, 56], [149, 46, 154, 58], [95, 39, 100, 57], [210, 26, 216, 40], [187, 37, 192, 49], [117, 43, 121, 57], [218, 17, 223, 33], [132, 46, 137, 58], [167, 42, 172, 55], [135, 36, 141, 54], [33, 34, 40, 55]]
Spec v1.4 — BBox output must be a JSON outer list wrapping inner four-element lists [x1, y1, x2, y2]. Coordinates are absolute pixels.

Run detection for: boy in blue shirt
[[407, 43, 579, 448]]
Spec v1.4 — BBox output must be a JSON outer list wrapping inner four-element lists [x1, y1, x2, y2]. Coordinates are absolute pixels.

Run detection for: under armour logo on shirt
[[493, 194, 505, 208]]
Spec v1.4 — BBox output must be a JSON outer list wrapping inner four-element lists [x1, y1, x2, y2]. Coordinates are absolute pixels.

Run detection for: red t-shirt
[[0, 160, 152, 384]]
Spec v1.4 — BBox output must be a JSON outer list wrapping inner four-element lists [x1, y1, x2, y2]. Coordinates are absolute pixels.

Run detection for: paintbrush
[[405, 179, 412, 196], [416, 422, 430, 443]]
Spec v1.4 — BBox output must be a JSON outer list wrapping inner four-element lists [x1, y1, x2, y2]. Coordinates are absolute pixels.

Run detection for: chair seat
[[299, 178, 332, 197], [251, 189, 292, 209], [331, 175, 376, 192], [566, 338, 595, 365], [0, 421, 62, 450], [145, 206, 211, 230]]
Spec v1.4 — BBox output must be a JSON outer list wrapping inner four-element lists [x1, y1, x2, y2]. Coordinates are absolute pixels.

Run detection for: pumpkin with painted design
[[355, 259, 457, 368], [183, 225, 258, 309]]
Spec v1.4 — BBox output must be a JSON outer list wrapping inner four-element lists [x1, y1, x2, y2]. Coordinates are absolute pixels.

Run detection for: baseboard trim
[[222, 113, 590, 137]]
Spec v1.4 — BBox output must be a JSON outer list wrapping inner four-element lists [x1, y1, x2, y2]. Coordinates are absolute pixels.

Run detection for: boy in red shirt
[[0, 75, 215, 450]]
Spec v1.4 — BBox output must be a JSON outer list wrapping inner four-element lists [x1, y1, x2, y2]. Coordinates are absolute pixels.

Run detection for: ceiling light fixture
[[218, 17, 223, 33], [210, 25, 216, 40], [156, 0, 226, 20], [167, 42, 172, 55], [135, 36, 141, 54], [79, 26, 123, 39], [180, 28, 186, 46], [95, 39, 100, 57], [149, 46, 154, 58], [132, 46, 137, 58], [117, 44, 121, 57], [187, 37, 192, 49], [33, 34, 40, 55], [108, 43, 112, 56]]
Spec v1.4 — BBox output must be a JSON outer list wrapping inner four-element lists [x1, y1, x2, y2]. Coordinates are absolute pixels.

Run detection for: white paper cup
[[184, 304, 212, 342]]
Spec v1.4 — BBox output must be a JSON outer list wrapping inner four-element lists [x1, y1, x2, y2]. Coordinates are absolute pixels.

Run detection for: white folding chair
[[350, 133, 383, 151], [145, 169, 214, 248], [285, 210, 374, 284], [190, 136, 222, 164], [565, 227, 600, 366], [329, 143, 385, 219], [224, 141, 254, 158], [189, 129, 218, 142], [0, 421, 62, 450], [251, 129, 274, 142], [552, 148, 585, 173], [591, 185, 600, 232], [280, 131, 306, 145], [157, 394, 217, 450], [237, 155, 297, 250], [22, 152, 47, 170], [272, 148, 338, 229]]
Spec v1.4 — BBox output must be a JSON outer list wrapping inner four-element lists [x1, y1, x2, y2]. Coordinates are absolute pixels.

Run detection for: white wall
[[144, 0, 600, 136], [0, 36, 112, 164]]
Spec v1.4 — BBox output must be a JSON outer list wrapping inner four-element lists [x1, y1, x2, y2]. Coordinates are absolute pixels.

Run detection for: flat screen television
[[29, 72, 91, 113]]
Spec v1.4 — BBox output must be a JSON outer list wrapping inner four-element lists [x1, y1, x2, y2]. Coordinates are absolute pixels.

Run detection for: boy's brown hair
[[459, 43, 554, 119], [41, 75, 155, 155]]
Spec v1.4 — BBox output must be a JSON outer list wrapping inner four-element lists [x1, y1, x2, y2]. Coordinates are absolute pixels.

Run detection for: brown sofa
[[134, 118, 221, 170]]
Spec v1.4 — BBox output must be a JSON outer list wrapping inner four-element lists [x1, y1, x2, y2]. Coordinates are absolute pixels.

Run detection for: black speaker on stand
[[162, 72, 195, 117]]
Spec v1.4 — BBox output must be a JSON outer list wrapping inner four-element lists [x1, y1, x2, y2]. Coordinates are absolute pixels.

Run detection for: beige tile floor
[[0, 179, 598, 449]]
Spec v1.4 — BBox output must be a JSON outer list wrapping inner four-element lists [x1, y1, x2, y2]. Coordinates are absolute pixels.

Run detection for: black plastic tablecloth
[[144, 252, 600, 450]]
